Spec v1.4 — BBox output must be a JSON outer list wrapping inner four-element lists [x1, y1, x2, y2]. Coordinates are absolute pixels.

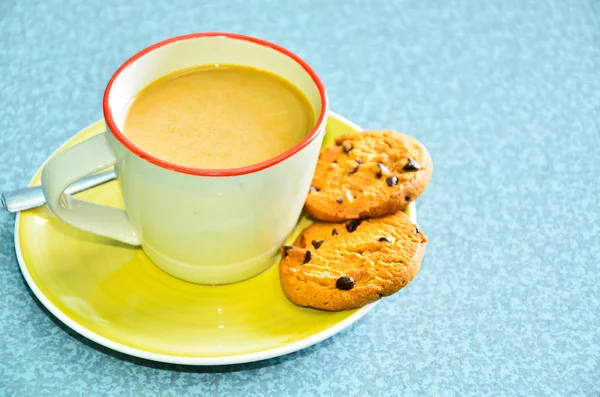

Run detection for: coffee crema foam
[[122, 64, 315, 169]]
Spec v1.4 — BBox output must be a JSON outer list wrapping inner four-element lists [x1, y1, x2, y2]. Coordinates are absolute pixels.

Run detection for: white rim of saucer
[[14, 111, 416, 366]]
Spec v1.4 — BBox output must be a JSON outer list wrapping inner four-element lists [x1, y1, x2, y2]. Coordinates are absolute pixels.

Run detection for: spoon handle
[[1, 169, 117, 213]]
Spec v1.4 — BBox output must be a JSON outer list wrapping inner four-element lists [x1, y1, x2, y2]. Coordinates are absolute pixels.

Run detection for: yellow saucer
[[15, 112, 416, 365]]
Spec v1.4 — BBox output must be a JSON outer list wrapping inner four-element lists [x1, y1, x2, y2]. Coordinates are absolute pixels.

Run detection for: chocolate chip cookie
[[279, 211, 427, 311], [304, 130, 433, 222]]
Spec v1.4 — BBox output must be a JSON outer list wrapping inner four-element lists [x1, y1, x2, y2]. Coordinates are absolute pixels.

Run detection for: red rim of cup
[[102, 32, 328, 177]]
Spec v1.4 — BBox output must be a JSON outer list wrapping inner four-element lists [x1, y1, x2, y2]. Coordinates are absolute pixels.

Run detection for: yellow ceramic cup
[[41, 33, 329, 285]]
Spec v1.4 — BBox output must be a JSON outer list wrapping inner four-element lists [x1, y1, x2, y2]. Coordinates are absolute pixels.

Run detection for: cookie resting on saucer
[[279, 211, 427, 311], [304, 130, 433, 222]]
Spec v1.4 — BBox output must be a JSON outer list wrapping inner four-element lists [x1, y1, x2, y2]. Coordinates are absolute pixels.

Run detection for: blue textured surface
[[1, 0, 599, 395]]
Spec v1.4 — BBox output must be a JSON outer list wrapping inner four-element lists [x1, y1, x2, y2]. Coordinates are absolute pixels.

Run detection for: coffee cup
[[41, 32, 328, 284]]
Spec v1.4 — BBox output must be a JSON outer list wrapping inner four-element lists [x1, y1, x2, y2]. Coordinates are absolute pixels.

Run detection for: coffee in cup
[[123, 64, 315, 169]]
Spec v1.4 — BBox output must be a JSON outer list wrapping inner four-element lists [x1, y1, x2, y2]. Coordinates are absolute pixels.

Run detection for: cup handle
[[41, 132, 140, 246]]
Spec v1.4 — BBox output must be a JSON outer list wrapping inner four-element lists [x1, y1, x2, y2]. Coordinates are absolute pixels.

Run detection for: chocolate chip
[[332, 229, 338, 236], [345, 219, 362, 233], [309, 186, 319, 193], [405, 195, 411, 201], [378, 237, 391, 243], [356, 159, 363, 164], [303, 251, 312, 264], [415, 226, 420, 233], [349, 165, 359, 175], [343, 143, 353, 153], [376, 162, 389, 179], [386, 176, 399, 186], [336, 275, 355, 290], [283, 246, 294, 257], [336, 198, 343, 204], [403, 158, 421, 171], [332, 160, 337, 164], [311, 240, 324, 249]]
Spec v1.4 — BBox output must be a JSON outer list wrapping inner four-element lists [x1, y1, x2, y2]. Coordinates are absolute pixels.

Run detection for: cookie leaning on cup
[[279, 211, 427, 311], [304, 130, 433, 222]]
